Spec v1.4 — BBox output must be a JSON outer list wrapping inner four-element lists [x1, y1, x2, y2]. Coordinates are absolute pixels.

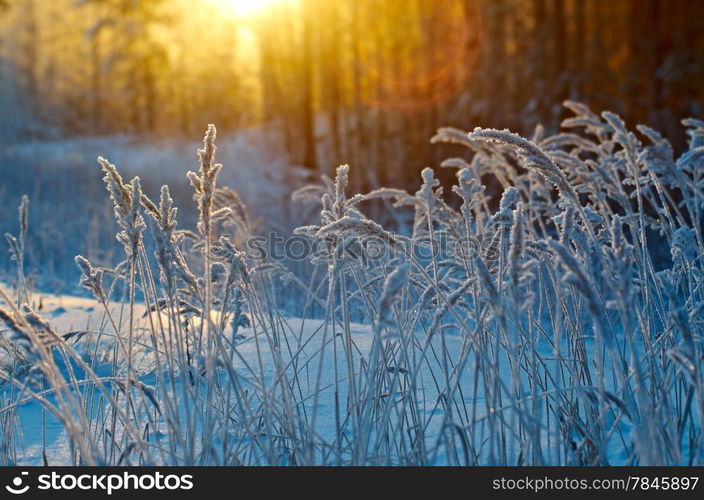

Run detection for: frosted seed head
[[499, 187, 519, 211]]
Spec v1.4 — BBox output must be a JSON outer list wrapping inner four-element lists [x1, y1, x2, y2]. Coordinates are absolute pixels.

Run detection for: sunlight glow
[[214, 0, 295, 18]]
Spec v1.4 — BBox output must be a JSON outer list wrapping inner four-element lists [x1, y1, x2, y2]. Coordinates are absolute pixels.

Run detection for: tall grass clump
[[1, 102, 703, 465]]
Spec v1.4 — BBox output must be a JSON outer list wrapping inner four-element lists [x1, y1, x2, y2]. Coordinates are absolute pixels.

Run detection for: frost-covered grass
[[1, 101, 704, 465]]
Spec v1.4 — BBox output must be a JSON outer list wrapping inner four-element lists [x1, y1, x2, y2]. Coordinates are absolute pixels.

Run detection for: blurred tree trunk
[[552, 0, 567, 106], [300, 0, 317, 171], [19, 0, 39, 121], [323, 1, 343, 164], [533, 0, 547, 117], [89, 23, 103, 134], [573, 0, 585, 97], [351, 0, 369, 192], [143, 59, 156, 133]]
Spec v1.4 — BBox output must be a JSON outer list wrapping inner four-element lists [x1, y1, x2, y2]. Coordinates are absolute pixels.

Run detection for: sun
[[214, 0, 295, 18]]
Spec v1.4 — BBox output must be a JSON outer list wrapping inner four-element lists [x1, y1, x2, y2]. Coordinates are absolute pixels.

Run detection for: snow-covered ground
[[1, 128, 304, 231], [2, 288, 473, 465], [2, 289, 377, 465], [2, 293, 102, 464]]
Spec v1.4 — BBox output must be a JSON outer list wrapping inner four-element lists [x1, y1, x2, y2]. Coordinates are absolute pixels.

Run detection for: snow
[[1, 288, 472, 465], [0, 290, 365, 464], [1, 128, 295, 229]]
